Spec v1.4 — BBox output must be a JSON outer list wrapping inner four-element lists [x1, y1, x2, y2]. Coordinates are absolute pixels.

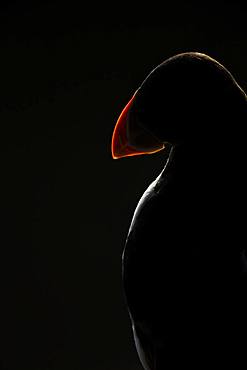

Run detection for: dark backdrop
[[0, 2, 246, 369]]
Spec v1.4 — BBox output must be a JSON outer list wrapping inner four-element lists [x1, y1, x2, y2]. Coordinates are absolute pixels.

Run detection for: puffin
[[111, 52, 247, 369]]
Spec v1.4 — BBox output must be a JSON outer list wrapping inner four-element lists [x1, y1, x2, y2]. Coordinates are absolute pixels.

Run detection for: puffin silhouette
[[111, 52, 247, 369]]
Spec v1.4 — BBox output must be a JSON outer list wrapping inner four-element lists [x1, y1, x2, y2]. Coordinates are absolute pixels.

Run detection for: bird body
[[111, 52, 247, 369]]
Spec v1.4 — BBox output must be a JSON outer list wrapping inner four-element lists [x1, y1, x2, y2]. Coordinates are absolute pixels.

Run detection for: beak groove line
[[111, 93, 165, 159]]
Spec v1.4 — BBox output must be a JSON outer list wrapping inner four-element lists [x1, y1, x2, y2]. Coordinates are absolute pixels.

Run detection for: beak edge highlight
[[111, 93, 165, 159]]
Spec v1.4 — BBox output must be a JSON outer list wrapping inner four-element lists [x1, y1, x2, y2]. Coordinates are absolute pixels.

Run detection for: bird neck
[[164, 142, 221, 180], [171, 141, 219, 162]]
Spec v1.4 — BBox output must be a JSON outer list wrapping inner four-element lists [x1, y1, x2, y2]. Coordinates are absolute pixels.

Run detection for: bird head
[[112, 52, 246, 159]]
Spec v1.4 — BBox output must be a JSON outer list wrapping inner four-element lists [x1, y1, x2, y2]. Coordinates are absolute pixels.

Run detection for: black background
[[0, 1, 246, 369]]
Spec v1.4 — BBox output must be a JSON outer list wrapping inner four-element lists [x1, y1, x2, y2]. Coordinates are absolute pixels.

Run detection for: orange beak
[[111, 93, 165, 159]]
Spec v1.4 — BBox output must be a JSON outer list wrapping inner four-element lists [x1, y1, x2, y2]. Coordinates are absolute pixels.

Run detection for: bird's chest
[[126, 170, 220, 262]]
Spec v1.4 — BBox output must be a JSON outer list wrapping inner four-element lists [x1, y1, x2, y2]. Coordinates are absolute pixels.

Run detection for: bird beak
[[111, 92, 165, 159]]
